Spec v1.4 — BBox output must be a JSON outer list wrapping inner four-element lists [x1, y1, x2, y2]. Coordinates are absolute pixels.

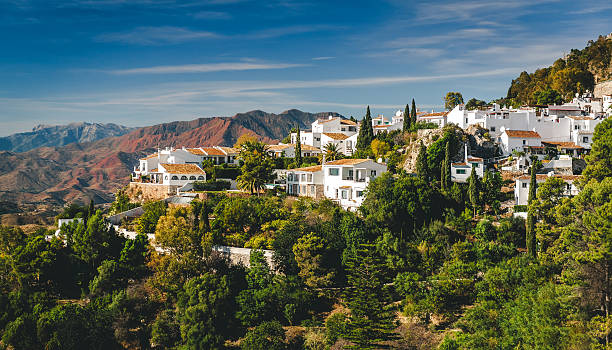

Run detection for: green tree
[[178, 272, 242, 349], [441, 141, 451, 191], [292, 232, 336, 289], [371, 139, 390, 160], [465, 98, 487, 110], [136, 201, 167, 234], [341, 244, 397, 349], [410, 99, 417, 127], [416, 141, 429, 181], [468, 166, 480, 215], [237, 140, 275, 194], [583, 118, 612, 182], [323, 142, 341, 161], [241, 320, 286, 350], [533, 88, 564, 105], [295, 125, 302, 167], [526, 162, 537, 259], [402, 103, 410, 132], [356, 106, 374, 153], [445, 92, 464, 110]]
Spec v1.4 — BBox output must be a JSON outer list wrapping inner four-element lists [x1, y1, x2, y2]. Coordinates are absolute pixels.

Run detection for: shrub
[[193, 180, 231, 191]]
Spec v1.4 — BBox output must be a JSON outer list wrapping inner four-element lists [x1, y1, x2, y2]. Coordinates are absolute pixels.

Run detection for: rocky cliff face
[[594, 80, 612, 98], [0, 122, 135, 153], [0, 109, 340, 207]]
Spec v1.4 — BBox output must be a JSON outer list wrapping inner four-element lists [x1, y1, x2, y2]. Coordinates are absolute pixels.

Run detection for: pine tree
[[295, 125, 302, 167], [416, 141, 429, 181], [402, 104, 410, 132], [468, 166, 479, 216], [410, 99, 417, 127], [87, 199, 95, 220], [526, 161, 537, 259], [365, 106, 374, 144], [342, 244, 398, 348], [441, 141, 451, 191]]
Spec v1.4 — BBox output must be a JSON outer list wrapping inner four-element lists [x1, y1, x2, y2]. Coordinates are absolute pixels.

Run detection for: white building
[[267, 144, 322, 158], [291, 116, 359, 151], [603, 94, 612, 115], [499, 129, 542, 155], [372, 110, 406, 135], [450, 145, 484, 183], [134, 146, 238, 178], [320, 133, 358, 156], [152, 163, 206, 186], [322, 159, 387, 211], [417, 112, 448, 128], [514, 173, 581, 206], [286, 165, 324, 199]]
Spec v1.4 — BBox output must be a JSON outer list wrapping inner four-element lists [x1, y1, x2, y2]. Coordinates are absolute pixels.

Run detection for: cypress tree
[[526, 161, 537, 258], [410, 99, 417, 127], [341, 244, 398, 348], [356, 106, 374, 152], [468, 166, 479, 216], [402, 104, 410, 132], [416, 141, 429, 181], [441, 141, 451, 191], [295, 125, 302, 167]]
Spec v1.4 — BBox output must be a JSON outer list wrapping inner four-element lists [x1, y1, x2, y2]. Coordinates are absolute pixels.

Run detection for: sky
[[1, 0, 611, 136]]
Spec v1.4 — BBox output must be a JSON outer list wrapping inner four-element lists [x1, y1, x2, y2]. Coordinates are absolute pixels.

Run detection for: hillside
[[0, 122, 135, 153], [504, 33, 612, 104], [0, 109, 340, 206]]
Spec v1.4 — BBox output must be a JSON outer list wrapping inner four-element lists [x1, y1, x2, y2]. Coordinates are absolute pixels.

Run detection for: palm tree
[[237, 140, 274, 194], [324, 143, 341, 161]]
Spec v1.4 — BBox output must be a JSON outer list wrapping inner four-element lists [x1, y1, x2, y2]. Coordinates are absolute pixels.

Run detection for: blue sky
[[1, 0, 611, 136]]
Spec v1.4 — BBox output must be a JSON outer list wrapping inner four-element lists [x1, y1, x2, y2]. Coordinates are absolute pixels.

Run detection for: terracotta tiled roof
[[323, 133, 349, 140], [517, 174, 581, 181], [451, 162, 468, 166], [301, 144, 321, 151], [567, 116, 593, 120], [217, 146, 238, 155], [317, 117, 338, 124], [467, 157, 484, 162], [504, 130, 541, 138], [291, 165, 322, 172], [373, 125, 390, 128], [340, 119, 357, 125], [150, 168, 158, 172], [186, 148, 207, 155], [541, 141, 583, 149], [339, 186, 352, 189], [201, 147, 226, 156], [419, 112, 448, 118], [267, 144, 292, 151], [159, 163, 206, 175], [325, 159, 370, 166], [140, 154, 158, 160]]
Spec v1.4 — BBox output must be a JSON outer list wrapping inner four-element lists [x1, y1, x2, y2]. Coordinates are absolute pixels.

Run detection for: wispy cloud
[[191, 10, 232, 19], [109, 61, 309, 74], [248, 24, 340, 39], [312, 56, 335, 61], [415, 0, 560, 23], [95, 26, 219, 45]]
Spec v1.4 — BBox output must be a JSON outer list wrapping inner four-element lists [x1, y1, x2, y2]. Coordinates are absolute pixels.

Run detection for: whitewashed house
[[134, 146, 238, 179], [451, 145, 484, 183], [500, 129, 542, 155], [514, 173, 581, 206], [322, 159, 387, 211], [320, 133, 358, 156], [291, 116, 359, 151], [286, 165, 324, 199], [153, 163, 206, 186], [267, 144, 322, 158], [418, 112, 448, 127]]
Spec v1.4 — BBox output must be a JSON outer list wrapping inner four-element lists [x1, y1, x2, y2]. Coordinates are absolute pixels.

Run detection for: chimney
[[464, 143, 468, 162], [328, 115, 333, 120]]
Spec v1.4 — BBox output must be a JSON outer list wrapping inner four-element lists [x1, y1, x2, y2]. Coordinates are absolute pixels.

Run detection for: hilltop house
[[286, 165, 324, 199], [267, 144, 322, 158], [291, 115, 360, 155], [514, 173, 581, 206], [418, 112, 448, 127], [322, 159, 387, 211], [499, 129, 542, 155], [451, 145, 484, 183]]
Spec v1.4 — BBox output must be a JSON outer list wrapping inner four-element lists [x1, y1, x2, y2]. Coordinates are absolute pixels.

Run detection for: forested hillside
[[504, 34, 612, 105], [1, 118, 612, 349]]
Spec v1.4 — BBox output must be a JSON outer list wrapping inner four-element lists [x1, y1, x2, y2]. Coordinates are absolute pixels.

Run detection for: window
[[522, 140, 526, 145], [329, 168, 339, 176], [583, 136, 589, 143], [171, 175, 179, 180], [574, 125, 579, 130], [307, 174, 313, 182], [370, 170, 377, 177], [490, 126, 496, 132], [335, 189, 338, 198], [165, 175, 169, 180], [522, 182, 528, 188], [180, 176, 188, 180], [472, 163, 479, 168], [456, 169, 466, 174], [356, 190, 363, 197], [301, 174, 306, 182], [198, 176, 205, 180], [189, 176, 196, 180], [288, 173, 294, 181], [341, 190, 347, 199], [465, 118, 468, 123]]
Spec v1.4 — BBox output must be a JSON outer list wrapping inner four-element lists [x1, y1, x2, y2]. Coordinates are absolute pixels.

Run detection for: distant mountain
[[0, 109, 342, 206], [0, 122, 136, 153]]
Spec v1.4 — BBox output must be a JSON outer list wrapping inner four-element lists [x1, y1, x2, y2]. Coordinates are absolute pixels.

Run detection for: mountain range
[[0, 109, 340, 207], [0, 122, 135, 153]]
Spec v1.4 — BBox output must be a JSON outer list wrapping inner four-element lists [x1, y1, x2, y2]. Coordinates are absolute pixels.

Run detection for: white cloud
[[191, 10, 232, 19], [312, 56, 335, 61], [109, 62, 309, 74], [95, 26, 219, 45]]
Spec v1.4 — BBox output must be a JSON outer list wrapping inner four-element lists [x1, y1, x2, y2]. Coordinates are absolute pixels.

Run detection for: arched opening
[[189, 176, 196, 180], [171, 176, 178, 180], [180, 176, 188, 180], [197, 176, 205, 180]]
